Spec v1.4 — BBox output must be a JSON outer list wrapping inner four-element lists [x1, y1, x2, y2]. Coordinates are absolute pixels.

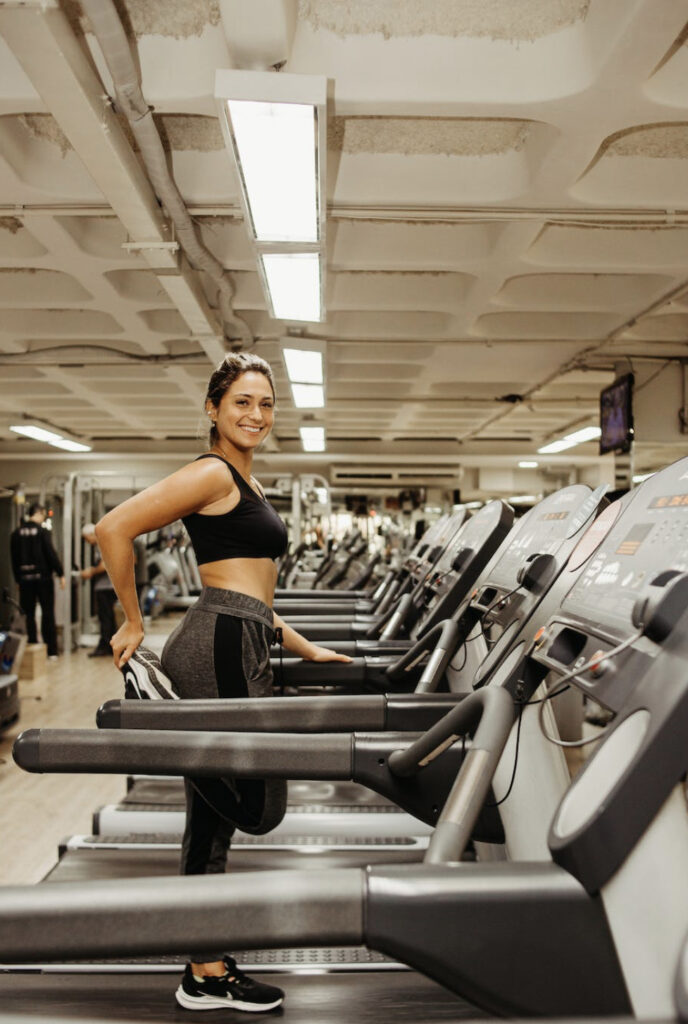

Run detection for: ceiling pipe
[[79, 0, 254, 351]]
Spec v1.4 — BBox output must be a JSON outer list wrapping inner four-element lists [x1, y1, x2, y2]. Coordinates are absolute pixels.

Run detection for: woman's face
[[208, 371, 275, 452]]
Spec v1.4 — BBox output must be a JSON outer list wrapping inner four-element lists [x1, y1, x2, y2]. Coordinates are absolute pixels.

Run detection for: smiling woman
[[93, 351, 351, 1012]]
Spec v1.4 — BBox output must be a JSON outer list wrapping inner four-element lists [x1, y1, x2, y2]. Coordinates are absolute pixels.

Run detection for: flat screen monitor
[[599, 373, 634, 455]]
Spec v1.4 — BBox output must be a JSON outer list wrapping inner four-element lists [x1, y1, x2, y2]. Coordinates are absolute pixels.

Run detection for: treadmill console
[[408, 509, 465, 586], [533, 458, 688, 710], [419, 501, 515, 630], [486, 485, 601, 592], [561, 473, 688, 637], [431, 502, 511, 585], [403, 514, 448, 574]]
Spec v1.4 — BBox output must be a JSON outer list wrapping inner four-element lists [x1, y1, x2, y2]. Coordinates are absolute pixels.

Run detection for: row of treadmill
[[4, 457, 688, 1023]]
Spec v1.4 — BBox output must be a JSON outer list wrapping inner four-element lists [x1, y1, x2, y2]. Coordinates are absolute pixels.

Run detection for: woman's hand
[[111, 619, 144, 668], [305, 645, 353, 663]]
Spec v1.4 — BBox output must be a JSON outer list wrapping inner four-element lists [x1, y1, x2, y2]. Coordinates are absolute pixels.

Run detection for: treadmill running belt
[[124, 778, 394, 807], [0, 971, 488, 1022], [45, 846, 426, 883], [2, 947, 398, 972]]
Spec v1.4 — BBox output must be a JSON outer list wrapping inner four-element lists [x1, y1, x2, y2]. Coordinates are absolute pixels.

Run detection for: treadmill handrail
[[388, 686, 515, 780], [96, 692, 462, 733]]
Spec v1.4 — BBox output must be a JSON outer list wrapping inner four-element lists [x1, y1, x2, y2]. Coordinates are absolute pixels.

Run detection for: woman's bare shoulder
[[98, 455, 237, 537]]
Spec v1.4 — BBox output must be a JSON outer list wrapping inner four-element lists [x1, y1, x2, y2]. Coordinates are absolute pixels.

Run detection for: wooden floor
[[0, 619, 178, 887]]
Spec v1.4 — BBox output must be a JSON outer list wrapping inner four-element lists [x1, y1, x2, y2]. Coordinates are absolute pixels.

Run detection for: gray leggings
[[161, 588, 287, 961]]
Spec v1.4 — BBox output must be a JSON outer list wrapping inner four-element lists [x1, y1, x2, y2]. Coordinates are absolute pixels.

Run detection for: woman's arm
[[273, 611, 353, 663], [96, 460, 235, 666]]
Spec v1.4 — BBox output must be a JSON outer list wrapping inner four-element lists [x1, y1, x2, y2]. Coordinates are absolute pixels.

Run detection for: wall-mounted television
[[599, 373, 634, 455]]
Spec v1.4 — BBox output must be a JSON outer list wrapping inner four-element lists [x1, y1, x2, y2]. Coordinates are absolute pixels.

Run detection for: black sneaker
[[175, 960, 284, 1012]]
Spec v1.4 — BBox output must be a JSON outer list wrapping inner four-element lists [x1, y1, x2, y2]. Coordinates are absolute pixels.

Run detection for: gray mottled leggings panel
[[160, 587, 287, 850]]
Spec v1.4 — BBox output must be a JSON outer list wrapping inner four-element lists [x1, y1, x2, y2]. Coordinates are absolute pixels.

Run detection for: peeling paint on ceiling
[[605, 123, 688, 159], [299, 0, 590, 41], [156, 115, 224, 151], [329, 117, 531, 156], [67, 0, 221, 40], [17, 114, 72, 156], [0, 218, 22, 235]]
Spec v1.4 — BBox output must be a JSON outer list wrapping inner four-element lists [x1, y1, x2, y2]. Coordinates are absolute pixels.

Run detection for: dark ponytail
[[205, 353, 276, 445]]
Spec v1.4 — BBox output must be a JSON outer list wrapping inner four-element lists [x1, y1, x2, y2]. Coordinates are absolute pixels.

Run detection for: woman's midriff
[[198, 557, 278, 607]]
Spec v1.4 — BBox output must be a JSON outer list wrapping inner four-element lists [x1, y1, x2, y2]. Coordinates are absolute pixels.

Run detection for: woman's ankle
[[191, 960, 226, 977]]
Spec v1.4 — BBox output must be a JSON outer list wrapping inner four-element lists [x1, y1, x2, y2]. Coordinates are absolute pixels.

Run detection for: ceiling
[[0, 0, 687, 501]]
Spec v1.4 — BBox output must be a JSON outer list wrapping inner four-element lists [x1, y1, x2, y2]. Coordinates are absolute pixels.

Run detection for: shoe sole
[[175, 985, 283, 1012]]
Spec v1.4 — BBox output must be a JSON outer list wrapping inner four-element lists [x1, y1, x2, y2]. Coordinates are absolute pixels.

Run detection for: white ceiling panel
[[0, 0, 686, 491]]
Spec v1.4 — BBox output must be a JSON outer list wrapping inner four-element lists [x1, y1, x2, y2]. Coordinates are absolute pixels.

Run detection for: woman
[[96, 352, 351, 1013]]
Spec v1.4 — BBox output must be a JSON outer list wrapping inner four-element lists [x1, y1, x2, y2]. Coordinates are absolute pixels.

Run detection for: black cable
[[479, 584, 523, 649], [451, 640, 468, 672], [274, 627, 285, 697], [485, 697, 525, 807], [537, 629, 642, 749], [472, 682, 571, 811], [0, 344, 208, 365], [447, 613, 498, 673], [526, 683, 570, 705]]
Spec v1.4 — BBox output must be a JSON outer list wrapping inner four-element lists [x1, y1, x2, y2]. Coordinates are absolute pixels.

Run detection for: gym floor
[[0, 618, 178, 887], [0, 618, 488, 1024]]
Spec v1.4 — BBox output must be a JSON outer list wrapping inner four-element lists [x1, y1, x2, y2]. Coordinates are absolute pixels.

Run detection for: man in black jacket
[[10, 503, 65, 659]]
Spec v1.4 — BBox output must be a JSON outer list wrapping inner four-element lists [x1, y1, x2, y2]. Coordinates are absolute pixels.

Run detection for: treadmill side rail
[[0, 869, 365, 962], [365, 862, 631, 1017], [13, 729, 353, 780], [97, 695, 389, 733], [96, 693, 462, 734]]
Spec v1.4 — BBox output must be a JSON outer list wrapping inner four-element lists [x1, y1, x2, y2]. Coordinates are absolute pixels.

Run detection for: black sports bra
[[182, 454, 288, 565]]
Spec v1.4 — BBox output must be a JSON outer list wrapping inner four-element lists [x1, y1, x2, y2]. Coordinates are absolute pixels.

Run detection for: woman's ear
[[205, 401, 216, 421]]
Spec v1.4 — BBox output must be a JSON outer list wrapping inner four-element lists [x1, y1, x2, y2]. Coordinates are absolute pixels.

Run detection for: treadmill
[[90, 485, 607, 839], [275, 483, 608, 693], [272, 511, 463, 618], [8, 461, 688, 1017]]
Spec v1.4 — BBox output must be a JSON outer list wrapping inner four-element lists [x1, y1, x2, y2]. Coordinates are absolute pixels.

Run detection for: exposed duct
[[80, 0, 254, 350]]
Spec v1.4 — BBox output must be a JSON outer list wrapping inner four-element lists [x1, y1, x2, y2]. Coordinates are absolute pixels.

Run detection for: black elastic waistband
[[194, 587, 274, 629]]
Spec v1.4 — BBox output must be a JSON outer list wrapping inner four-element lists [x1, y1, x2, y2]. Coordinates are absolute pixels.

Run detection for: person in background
[[81, 523, 117, 658], [10, 502, 65, 660]]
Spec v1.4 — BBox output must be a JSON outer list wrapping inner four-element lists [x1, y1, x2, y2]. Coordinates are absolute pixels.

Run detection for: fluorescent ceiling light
[[291, 383, 325, 409], [11, 424, 63, 444], [283, 347, 323, 384], [226, 99, 319, 243], [262, 253, 322, 322], [537, 426, 601, 454], [519, 461, 539, 468], [216, 70, 326, 244], [51, 438, 92, 453], [10, 424, 91, 452], [300, 426, 326, 452]]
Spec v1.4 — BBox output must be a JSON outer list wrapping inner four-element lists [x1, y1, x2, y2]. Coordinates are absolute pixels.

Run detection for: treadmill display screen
[[429, 502, 503, 583], [487, 485, 591, 589], [615, 523, 652, 556], [562, 462, 688, 635], [649, 494, 688, 509]]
